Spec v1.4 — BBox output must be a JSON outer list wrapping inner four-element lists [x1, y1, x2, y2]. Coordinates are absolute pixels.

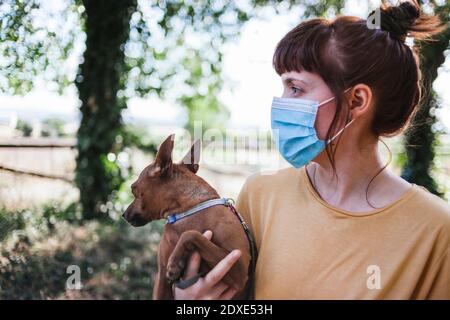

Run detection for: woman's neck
[[306, 139, 411, 213]]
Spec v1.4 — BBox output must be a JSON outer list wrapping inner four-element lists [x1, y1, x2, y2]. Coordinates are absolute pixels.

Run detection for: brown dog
[[122, 134, 255, 300]]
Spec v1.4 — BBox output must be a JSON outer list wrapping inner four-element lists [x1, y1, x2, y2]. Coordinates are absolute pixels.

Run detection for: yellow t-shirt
[[236, 166, 450, 300]]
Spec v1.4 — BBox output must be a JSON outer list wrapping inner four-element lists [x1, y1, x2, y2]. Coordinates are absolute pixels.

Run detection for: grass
[[0, 203, 164, 299]]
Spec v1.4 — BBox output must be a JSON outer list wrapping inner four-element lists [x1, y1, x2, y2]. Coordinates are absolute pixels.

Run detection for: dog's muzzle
[[122, 208, 148, 227]]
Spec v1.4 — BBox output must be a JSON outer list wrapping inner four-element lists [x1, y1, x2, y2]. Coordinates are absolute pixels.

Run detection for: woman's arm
[[173, 230, 242, 300]]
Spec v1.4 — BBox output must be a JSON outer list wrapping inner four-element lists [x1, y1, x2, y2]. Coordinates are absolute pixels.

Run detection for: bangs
[[272, 19, 334, 76]]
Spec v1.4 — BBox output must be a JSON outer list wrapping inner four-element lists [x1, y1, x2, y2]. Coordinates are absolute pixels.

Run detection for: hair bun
[[373, 0, 445, 42], [380, 1, 420, 41]]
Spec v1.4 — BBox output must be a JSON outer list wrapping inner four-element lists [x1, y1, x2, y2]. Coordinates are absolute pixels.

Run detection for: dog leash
[[225, 198, 258, 300], [166, 197, 258, 299]]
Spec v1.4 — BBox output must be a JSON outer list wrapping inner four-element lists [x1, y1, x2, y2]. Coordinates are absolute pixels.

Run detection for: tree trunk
[[75, 0, 137, 219], [401, 17, 450, 197]]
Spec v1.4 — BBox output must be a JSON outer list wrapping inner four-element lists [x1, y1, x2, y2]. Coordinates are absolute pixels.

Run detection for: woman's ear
[[347, 84, 373, 118]]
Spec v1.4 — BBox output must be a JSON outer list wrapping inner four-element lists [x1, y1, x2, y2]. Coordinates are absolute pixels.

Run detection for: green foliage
[[0, 207, 25, 242], [401, 2, 450, 196], [0, 204, 164, 299], [401, 92, 446, 197], [73, 0, 259, 219], [124, 1, 253, 132], [0, 0, 255, 219], [0, 0, 80, 95], [41, 202, 83, 229], [302, 0, 345, 17], [15, 119, 32, 137], [41, 118, 68, 137], [0, 202, 83, 243]]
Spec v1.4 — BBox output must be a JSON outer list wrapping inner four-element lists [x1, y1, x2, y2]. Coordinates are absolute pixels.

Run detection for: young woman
[[174, 0, 450, 299]]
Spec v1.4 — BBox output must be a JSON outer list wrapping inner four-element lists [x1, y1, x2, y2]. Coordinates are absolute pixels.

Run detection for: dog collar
[[166, 196, 258, 299], [165, 197, 234, 224]]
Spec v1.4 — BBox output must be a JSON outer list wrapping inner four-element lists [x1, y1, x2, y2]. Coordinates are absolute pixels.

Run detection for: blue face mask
[[271, 94, 355, 168]]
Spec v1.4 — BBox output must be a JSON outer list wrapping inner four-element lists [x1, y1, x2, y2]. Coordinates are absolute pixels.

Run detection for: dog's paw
[[166, 258, 186, 283]]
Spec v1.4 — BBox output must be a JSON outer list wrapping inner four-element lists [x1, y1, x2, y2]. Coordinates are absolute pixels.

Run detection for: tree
[[74, 0, 257, 218], [0, 0, 254, 219], [400, 1, 450, 197], [75, 0, 137, 219]]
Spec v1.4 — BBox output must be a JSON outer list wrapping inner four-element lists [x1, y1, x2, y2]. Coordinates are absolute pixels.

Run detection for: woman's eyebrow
[[282, 77, 310, 87]]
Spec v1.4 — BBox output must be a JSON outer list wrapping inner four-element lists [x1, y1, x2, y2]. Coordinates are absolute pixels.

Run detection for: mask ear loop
[[326, 118, 355, 144], [317, 87, 352, 107], [324, 86, 356, 143], [317, 95, 336, 107]]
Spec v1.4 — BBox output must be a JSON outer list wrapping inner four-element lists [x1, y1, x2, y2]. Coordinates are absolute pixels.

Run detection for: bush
[[0, 203, 163, 299]]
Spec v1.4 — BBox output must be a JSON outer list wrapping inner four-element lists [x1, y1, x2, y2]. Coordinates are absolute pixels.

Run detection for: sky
[[0, 2, 449, 133]]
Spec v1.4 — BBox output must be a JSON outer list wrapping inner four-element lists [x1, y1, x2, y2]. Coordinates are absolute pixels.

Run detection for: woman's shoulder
[[407, 185, 450, 241], [412, 185, 450, 220], [236, 166, 300, 216], [236, 167, 301, 248], [241, 166, 300, 194]]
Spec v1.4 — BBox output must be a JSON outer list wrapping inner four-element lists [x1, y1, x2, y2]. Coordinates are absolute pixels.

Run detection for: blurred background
[[0, 0, 449, 299]]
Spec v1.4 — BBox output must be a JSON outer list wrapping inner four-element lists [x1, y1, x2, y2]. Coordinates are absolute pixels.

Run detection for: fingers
[[218, 287, 238, 300], [183, 230, 213, 279], [203, 230, 213, 241], [204, 249, 241, 287], [204, 281, 229, 299]]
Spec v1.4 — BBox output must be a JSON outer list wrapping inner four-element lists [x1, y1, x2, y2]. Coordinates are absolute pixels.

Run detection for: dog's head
[[122, 134, 203, 227]]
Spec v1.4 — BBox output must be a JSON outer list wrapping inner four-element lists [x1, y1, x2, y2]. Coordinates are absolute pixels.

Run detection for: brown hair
[[272, 0, 446, 207]]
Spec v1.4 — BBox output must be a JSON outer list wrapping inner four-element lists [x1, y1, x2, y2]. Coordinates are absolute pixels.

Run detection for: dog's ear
[[180, 139, 201, 174], [154, 134, 174, 177]]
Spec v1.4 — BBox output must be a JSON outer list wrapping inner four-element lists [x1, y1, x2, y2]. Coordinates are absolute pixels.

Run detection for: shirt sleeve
[[426, 249, 450, 300]]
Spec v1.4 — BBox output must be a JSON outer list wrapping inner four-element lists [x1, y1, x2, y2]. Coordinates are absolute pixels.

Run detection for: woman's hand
[[173, 230, 242, 300]]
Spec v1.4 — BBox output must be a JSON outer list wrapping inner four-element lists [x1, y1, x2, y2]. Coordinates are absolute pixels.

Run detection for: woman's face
[[280, 70, 345, 141]]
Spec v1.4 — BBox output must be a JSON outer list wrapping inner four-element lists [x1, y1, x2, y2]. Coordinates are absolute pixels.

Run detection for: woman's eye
[[291, 86, 303, 95]]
